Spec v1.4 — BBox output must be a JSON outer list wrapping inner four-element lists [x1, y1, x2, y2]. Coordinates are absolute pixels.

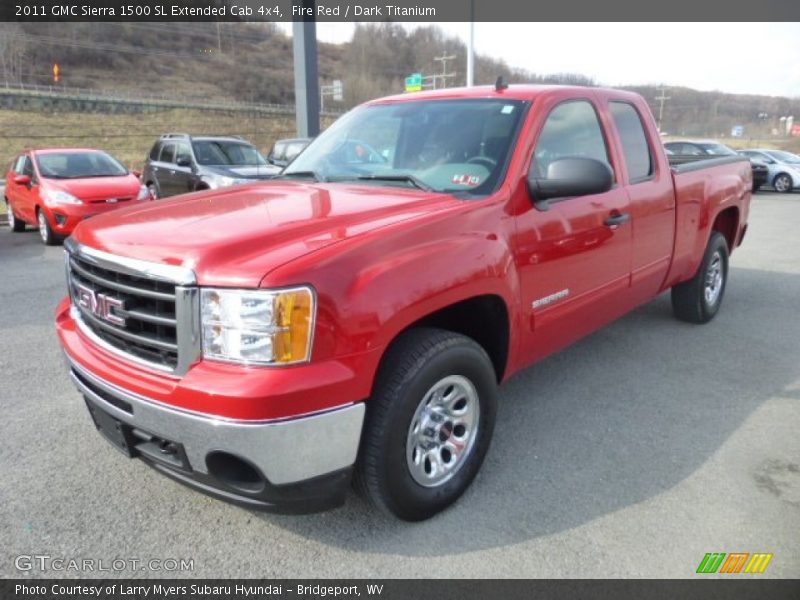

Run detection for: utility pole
[[655, 86, 670, 133], [433, 53, 457, 90]]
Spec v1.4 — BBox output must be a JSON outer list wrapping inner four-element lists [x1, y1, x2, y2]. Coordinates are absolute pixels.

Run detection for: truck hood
[[72, 181, 457, 287]]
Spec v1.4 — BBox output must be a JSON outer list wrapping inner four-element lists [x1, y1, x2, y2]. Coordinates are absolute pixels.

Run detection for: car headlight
[[202, 175, 245, 189], [45, 190, 82, 205], [136, 184, 151, 200], [200, 287, 315, 365]]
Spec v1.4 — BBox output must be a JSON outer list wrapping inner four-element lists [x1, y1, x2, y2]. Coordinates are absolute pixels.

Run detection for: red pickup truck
[[56, 85, 751, 521]]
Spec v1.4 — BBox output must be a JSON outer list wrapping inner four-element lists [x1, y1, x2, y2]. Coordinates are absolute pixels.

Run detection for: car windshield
[[192, 140, 268, 166], [283, 98, 527, 195], [697, 143, 737, 156], [35, 151, 128, 179], [765, 150, 800, 163]]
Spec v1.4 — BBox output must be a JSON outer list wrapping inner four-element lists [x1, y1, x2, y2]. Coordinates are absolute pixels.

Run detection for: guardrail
[[0, 81, 343, 117]]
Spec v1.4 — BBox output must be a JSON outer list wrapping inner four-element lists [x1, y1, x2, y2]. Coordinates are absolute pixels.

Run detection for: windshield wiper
[[276, 170, 325, 182], [356, 174, 434, 192]]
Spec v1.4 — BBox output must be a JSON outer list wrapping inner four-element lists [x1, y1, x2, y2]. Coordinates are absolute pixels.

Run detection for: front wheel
[[773, 173, 793, 193], [37, 209, 60, 246], [671, 231, 729, 324], [355, 328, 498, 521]]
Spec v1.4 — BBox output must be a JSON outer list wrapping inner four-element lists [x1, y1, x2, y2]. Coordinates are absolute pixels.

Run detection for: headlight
[[136, 184, 151, 200], [202, 175, 243, 189], [200, 287, 315, 365], [45, 190, 82, 205]]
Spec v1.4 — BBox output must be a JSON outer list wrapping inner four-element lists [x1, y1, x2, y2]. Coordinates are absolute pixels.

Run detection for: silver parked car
[[738, 149, 800, 193]]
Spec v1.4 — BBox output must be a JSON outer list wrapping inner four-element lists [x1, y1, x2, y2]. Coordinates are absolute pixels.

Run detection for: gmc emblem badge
[[75, 283, 126, 327]]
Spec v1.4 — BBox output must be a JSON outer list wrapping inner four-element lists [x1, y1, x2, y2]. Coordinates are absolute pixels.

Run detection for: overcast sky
[[277, 22, 800, 98]]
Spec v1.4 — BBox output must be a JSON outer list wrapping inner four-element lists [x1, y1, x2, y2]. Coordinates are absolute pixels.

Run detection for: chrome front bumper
[[66, 355, 365, 487]]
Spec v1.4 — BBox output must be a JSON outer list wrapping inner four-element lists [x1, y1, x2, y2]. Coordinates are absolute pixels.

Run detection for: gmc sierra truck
[[56, 85, 751, 521]]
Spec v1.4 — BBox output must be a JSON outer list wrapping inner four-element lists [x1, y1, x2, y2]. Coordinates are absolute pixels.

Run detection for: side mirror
[[13, 174, 31, 186], [763, 158, 775, 165], [176, 156, 192, 168], [528, 157, 614, 210]]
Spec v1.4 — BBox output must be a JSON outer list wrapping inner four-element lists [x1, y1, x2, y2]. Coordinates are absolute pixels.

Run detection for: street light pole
[[292, 0, 320, 138]]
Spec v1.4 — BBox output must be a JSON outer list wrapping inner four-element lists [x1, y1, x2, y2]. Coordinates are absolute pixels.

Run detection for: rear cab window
[[609, 102, 654, 183]]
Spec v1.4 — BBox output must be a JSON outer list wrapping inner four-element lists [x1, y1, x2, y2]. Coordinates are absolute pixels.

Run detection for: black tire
[[37, 208, 60, 246], [355, 328, 498, 521], [6, 200, 25, 232], [773, 173, 793, 194], [671, 231, 729, 324]]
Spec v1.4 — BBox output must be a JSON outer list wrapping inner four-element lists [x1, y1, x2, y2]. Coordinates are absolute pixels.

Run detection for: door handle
[[604, 212, 630, 227]]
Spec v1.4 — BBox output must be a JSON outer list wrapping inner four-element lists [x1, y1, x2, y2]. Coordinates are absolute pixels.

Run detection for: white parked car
[[738, 149, 800, 193]]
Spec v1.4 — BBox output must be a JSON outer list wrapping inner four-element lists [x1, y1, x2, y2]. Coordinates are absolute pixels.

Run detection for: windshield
[[35, 151, 128, 179], [284, 98, 527, 194], [765, 150, 800, 163], [192, 140, 268, 166], [697, 143, 737, 156]]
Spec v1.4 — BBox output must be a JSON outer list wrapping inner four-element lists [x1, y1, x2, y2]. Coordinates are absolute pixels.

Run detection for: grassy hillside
[[0, 108, 304, 170]]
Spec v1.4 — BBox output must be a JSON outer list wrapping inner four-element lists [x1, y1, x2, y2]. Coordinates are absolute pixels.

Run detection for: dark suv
[[142, 134, 281, 198]]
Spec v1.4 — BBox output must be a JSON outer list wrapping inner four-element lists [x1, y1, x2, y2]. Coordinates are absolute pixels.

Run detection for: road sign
[[405, 73, 423, 92], [731, 125, 744, 138]]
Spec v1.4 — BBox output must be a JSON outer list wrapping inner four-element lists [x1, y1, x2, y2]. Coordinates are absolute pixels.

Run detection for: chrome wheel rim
[[704, 251, 723, 305], [775, 175, 790, 192], [406, 375, 480, 488], [38, 211, 48, 242]]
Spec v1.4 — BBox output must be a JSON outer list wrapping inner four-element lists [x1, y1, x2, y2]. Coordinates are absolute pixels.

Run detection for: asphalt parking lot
[[1, 191, 798, 579]]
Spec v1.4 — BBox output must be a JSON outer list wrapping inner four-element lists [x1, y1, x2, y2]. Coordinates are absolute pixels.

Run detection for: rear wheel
[[355, 328, 498, 521], [773, 173, 793, 193], [37, 209, 60, 246], [671, 231, 729, 324], [6, 200, 25, 232]]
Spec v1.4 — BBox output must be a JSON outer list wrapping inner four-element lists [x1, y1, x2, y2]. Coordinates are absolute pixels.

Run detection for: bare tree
[[0, 24, 27, 84]]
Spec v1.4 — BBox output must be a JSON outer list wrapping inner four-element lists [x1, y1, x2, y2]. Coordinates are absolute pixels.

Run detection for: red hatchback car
[[4, 148, 152, 245]]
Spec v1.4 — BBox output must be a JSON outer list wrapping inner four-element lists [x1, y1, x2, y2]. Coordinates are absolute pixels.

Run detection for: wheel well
[[773, 172, 793, 186], [712, 207, 739, 251], [396, 295, 510, 382]]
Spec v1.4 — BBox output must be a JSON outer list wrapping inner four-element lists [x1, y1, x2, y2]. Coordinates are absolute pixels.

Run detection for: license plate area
[[84, 398, 191, 471]]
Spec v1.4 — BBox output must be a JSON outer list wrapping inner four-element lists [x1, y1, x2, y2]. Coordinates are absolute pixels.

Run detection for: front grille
[[65, 241, 199, 374], [68, 253, 179, 368]]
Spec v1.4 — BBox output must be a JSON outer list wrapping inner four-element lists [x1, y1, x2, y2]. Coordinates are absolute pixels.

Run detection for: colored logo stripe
[[697, 553, 726, 573], [744, 553, 773, 574]]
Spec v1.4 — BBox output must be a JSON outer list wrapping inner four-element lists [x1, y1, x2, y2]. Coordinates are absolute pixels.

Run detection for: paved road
[[1, 192, 798, 579]]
